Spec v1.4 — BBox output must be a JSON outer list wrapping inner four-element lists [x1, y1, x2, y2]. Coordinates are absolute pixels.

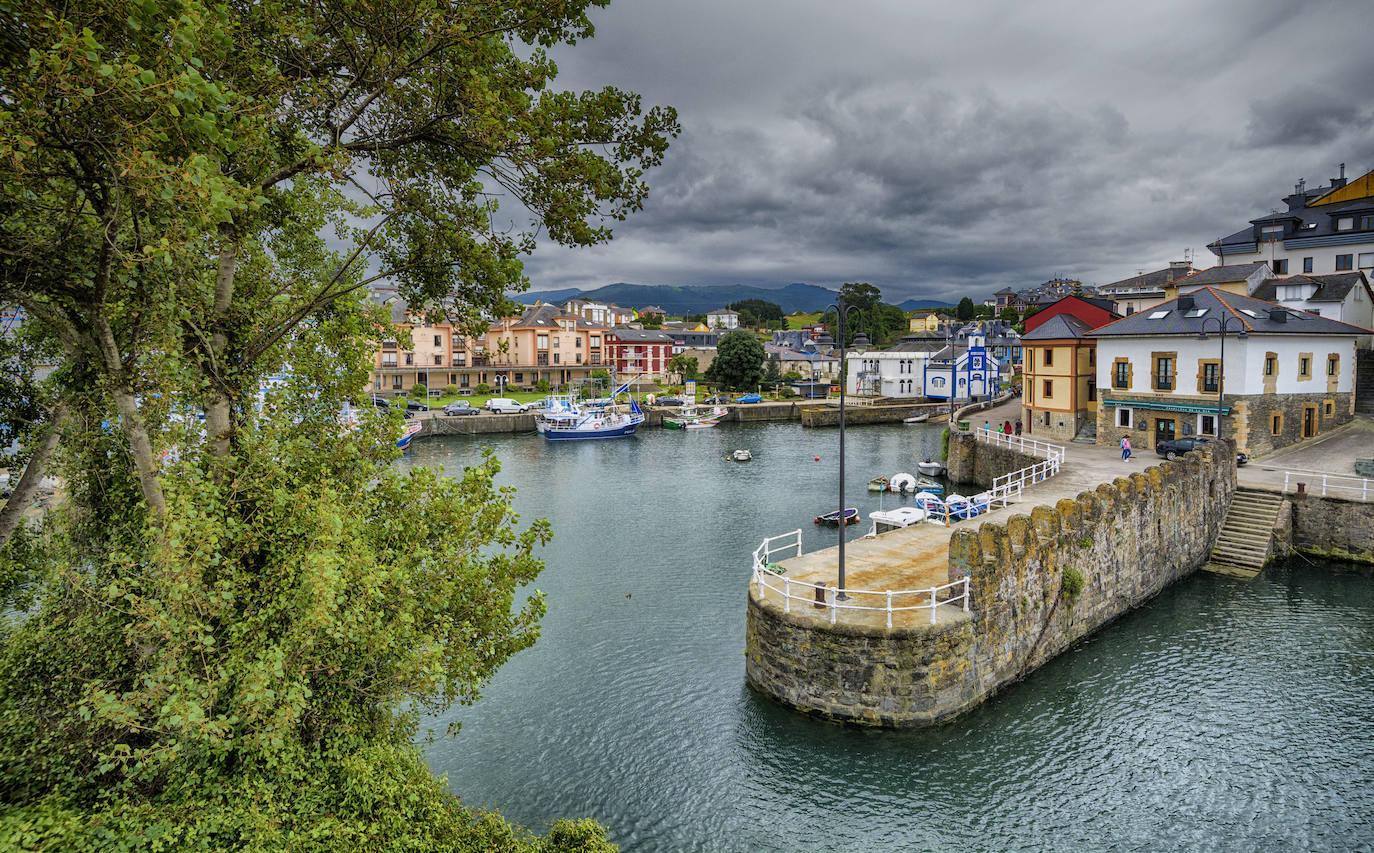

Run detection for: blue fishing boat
[[396, 421, 421, 451], [541, 382, 644, 441], [813, 507, 860, 526]]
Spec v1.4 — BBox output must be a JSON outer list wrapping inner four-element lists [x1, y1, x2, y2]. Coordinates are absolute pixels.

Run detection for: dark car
[[371, 397, 392, 409], [655, 396, 684, 407], [405, 400, 430, 413], [1155, 435, 1248, 466], [702, 394, 729, 404], [442, 401, 479, 416]]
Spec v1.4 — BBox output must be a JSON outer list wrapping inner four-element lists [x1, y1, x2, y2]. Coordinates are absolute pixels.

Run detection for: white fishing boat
[[663, 404, 728, 430], [916, 458, 946, 476], [731, 449, 752, 462]]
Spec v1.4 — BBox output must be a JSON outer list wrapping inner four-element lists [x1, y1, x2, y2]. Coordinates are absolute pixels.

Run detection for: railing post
[[1323, 474, 1328, 496], [830, 590, 837, 625], [886, 590, 893, 629], [929, 587, 937, 624], [784, 578, 790, 613], [962, 577, 970, 612]]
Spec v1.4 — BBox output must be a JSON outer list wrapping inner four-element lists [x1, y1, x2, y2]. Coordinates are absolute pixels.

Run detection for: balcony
[[537, 354, 549, 367], [1153, 375, 1173, 391], [451, 357, 467, 367]]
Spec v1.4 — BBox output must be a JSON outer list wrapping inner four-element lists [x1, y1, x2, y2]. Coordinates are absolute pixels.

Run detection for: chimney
[[1176, 294, 1195, 311], [1331, 163, 1348, 189], [1268, 307, 1287, 323]]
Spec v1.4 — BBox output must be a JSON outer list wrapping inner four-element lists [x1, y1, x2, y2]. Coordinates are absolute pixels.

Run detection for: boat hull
[[543, 419, 642, 441], [916, 461, 946, 476]]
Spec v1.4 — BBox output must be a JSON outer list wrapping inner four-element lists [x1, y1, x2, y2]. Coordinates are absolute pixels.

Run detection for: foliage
[[1062, 566, 1086, 598], [0, 0, 677, 845], [999, 306, 1019, 324], [669, 354, 699, 381], [705, 331, 765, 390], [974, 305, 993, 318], [475, 383, 492, 395], [820, 283, 906, 346], [762, 357, 782, 388], [727, 299, 785, 329], [941, 428, 951, 461], [412, 382, 430, 399], [684, 314, 706, 325], [445, 384, 461, 397], [956, 297, 977, 321], [536, 379, 551, 394], [1023, 307, 1041, 321]]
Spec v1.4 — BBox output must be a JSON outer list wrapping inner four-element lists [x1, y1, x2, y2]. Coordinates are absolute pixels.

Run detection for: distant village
[[369, 164, 1374, 458]]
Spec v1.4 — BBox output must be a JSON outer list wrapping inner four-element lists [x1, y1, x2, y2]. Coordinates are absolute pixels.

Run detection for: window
[[576, 337, 582, 348], [1184, 308, 1209, 318], [553, 337, 560, 347], [1117, 408, 1131, 428], [1202, 362, 1219, 393], [1114, 361, 1130, 389], [1200, 414, 1216, 436], [1328, 355, 1339, 376], [1261, 225, 1284, 240], [537, 335, 548, 348], [404, 353, 413, 366], [1148, 310, 1170, 319], [1359, 252, 1374, 269], [382, 353, 397, 367], [1363, 215, 1374, 230], [391, 375, 402, 389], [1271, 414, 1282, 435], [433, 335, 442, 347], [433, 355, 441, 365], [1303, 257, 1313, 273], [1325, 400, 1334, 416], [1272, 259, 1288, 275], [1264, 356, 1276, 376], [1299, 356, 1310, 377], [1042, 379, 1052, 398], [553, 353, 560, 364], [1043, 348, 1053, 366], [1336, 216, 1354, 231], [1336, 254, 1353, 271], [1154, 356, 1174, 391]]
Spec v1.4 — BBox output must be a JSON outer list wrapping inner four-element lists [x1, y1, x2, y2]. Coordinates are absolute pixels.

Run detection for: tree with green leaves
[[727, 299, 784, 329], [0, 0, 676, 848], [669, 353, 699, 381], [999, 306, 1020, 324], [956, 297, 977, 320], [705, 330, 764, 390]]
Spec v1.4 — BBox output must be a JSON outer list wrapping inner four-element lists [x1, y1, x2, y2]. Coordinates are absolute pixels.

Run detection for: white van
[[483, 398, 526, 414]]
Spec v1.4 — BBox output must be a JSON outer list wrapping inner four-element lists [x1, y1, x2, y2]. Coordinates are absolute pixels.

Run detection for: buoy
[[814, 456, 820, 461]]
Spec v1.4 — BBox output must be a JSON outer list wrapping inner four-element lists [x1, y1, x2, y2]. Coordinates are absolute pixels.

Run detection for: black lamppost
[[1197, 316, 1248, 440], [813, 300, 869, 600]]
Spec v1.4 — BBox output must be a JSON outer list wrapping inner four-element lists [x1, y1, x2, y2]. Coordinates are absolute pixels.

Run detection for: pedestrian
[[1121, 435, 1132, 461], [1014, 419, 1022, 436], [983, 420, 989, 433], [1003, 420, 1012, 435]]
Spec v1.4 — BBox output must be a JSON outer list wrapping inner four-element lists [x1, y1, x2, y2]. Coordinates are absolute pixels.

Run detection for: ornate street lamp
[[812, 300, 870, 600], [1196, 316, 1248, 440]]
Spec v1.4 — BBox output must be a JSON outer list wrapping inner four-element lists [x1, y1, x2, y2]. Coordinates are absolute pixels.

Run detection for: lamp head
[[1197, 331, 1209, 341], [1236, 329, 1249, 340], [852, 331, 871, 348], [814, 330, 834, 347]]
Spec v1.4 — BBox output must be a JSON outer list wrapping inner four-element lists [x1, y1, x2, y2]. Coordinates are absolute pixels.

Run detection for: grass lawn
[[785, 312, 821, 328]]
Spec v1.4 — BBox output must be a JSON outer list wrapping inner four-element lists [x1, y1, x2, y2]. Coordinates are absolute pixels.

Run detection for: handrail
[[751, 560, 971, 628], [975, 425, 1066, 464], [1281, 471, 1373, 502]]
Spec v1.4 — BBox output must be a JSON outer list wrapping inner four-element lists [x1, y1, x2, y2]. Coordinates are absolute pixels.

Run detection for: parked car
[[443, 401, 479, 416], [483, 397, 526, 414], [735, 393, 763, 404], [702, 394, 730, 405], [1154, 435, 1248, 466], [655, 396, 684, 407], [405, 400, 429, 412], [523, 398, 551, 412], [371, 396, 393, 410]]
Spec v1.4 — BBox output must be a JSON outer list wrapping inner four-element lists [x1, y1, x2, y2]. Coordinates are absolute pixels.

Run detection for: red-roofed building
[[1024, 295, 1120, 334]]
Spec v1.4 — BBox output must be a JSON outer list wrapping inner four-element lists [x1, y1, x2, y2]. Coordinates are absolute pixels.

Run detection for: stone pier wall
[[1288, 492, 1374, 565], [744, 440, 1237, 726], [944, 433, 1039, 489], [800, 403, 947, 428]]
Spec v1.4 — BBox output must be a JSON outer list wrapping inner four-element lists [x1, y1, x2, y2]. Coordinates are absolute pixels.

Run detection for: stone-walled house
[[1020, 314, 1098, 442], [1090, 286, 1368, 456]]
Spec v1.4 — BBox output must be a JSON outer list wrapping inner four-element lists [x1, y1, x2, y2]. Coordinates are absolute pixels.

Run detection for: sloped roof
[[1251, 273, 1371, 304], [1102, 265, 1195, 291], [608, 328, 674, 343], [1089, 286, 1371, 337], [1021, 314, 1094, 341], [1170, 262, 1270, 287], [1309, 167, 1374, 206]]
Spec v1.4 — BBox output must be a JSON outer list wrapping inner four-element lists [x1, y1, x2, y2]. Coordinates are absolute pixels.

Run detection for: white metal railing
[[975, 426, 1066, 464], [752, 529, 803, 572], [1282, 471, 1374, 502], [992, 455, 1060, 497], [751, 556, 971, 628]]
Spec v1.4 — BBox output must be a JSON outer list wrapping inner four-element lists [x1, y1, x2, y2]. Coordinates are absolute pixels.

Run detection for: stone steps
[[1203, 488, 1285, 578]]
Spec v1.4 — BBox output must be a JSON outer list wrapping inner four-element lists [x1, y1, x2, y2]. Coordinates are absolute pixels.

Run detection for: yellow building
[[1163, 262, 1271, 299], [908, 313, 942, 333], [1020, 314, 1098, 442]]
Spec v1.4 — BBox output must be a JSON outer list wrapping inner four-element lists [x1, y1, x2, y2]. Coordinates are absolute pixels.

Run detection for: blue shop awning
[[1102, 398, 1231, 415]]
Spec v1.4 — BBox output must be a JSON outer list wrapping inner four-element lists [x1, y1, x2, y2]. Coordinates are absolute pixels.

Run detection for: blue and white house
[[923, 335, 998, 401]]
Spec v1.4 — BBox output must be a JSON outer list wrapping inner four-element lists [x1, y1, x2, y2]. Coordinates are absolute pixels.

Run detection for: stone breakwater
[[944, 432, 1037, 489], [1288, 491, 1374, 566], [745, 441, 1238, 726]]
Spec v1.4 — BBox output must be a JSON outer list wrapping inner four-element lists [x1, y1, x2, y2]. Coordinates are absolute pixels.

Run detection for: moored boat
[[814, 507, 860, 526], [867, 476, 889, 492], [663, 404, 728, 430], [540, 382, 645, 441], [396, 421, 422, 451], [731, 449, 752, 462], [889, 472, 917, 494], [916, 458, 946, 476]]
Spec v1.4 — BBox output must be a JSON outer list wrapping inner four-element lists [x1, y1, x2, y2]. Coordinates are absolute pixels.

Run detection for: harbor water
[[403, 422, 1374, 852]]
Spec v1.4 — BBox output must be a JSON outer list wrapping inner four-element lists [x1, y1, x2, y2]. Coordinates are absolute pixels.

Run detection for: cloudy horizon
[[502, 0, 1374, 304]]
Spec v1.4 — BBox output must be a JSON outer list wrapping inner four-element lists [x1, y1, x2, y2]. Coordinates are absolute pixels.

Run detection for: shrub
[[443, 384, 459, 396], [1062, 566, 1085, 598], [536, 379, 550, 393], [475, 383, 491, 395], [410, 382, 428, 398]]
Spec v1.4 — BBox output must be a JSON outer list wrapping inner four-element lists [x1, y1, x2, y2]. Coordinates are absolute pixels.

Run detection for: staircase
[[1072, 418, 1098, 444], [1202, 488, 1286, 579], [1357, 350, 1374, 415]]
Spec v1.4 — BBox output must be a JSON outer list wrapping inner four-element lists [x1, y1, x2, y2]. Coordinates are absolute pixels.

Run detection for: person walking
[[1121, 435, 1132, 461], [1014, 419, 1022, 436], [1003, 420, 1012, 435]]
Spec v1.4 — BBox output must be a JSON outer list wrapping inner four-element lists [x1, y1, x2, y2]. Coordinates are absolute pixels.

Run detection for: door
[[1154, 417, 1175, 448], [1303, 406, 1316, 438]]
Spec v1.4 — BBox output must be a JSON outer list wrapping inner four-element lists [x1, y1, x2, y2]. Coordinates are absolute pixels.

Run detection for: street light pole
[[1197, 316, 1249, 440], [814, 299, 869, 601]]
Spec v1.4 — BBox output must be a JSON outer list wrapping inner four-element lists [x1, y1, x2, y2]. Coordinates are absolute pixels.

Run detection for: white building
[[562, 299, 635, 326], [705, 308, 740, 330], [1091, 287, 1366, 457], [846, 350, 929, 398], [1208, 164, 1374, 279], [1250, 272, 1373, 343]]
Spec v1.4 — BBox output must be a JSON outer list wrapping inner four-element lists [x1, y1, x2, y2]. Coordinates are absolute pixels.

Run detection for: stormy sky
[[513, 0, 1374, 304]]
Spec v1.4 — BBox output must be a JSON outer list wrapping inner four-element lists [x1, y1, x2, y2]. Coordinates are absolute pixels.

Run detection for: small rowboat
[[867, 476, 889, 492], [814, 507, 860, 526], [731, 449, 752, 462]]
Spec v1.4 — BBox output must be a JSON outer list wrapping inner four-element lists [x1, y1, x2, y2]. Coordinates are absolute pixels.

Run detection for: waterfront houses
[[605, 328, 674, 381], [1021, 314, 1099, 441], [705, 308, 741, 330], [1090, 287, 1368, 456]]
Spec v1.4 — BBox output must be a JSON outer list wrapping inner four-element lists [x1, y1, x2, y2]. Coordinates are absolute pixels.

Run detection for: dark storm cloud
[[516, 0, 1373, 304]]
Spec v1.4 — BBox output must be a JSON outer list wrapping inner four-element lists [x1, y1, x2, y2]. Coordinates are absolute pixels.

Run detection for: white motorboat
[[916, 458, 946, 476]]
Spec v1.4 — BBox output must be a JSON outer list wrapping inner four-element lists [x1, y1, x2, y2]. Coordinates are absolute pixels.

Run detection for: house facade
[[606, 328, 675, 381], [562, 299, 636, 326], [1098, 261, 1192, 316], [1090, 287, 1365, 457], [705, 308, 741, 330], [921, 335, 999, 401], [1208, 165, 1374, 279], [1020, 314, 1098, 442], [847, 349, 929, 398], [1250, 272, 1373, 339]]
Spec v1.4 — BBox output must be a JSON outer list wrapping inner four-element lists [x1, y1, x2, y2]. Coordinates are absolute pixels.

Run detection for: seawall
[[1288, 492, 1374, 566], [744, 440, 1237, 726], [944, 432, 1038, 488]]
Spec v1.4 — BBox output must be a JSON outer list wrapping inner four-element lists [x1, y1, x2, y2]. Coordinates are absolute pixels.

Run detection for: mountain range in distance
[[510, 282, 954, 315]]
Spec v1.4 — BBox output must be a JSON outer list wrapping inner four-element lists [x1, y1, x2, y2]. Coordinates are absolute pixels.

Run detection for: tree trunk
[[0, 404, 68, 549], [109, 386, 167, 517], [205, 241, 238, 459]]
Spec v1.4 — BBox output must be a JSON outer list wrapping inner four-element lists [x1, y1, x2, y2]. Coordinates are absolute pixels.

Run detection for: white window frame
[[1117, 407, 1132, 428], [1197, 413, 1216, 437]]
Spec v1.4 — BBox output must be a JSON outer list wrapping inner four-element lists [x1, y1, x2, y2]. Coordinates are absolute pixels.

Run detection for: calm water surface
[[403, 422, 1374, 852]]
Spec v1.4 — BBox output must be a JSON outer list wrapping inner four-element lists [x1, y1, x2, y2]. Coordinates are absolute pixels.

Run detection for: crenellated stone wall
[[744, 439, 1238, 727]]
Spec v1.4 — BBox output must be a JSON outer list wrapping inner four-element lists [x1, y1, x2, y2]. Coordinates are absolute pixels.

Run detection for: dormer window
[[1261, 225, 1284, 240], [1337, 216, 1354, 231]]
